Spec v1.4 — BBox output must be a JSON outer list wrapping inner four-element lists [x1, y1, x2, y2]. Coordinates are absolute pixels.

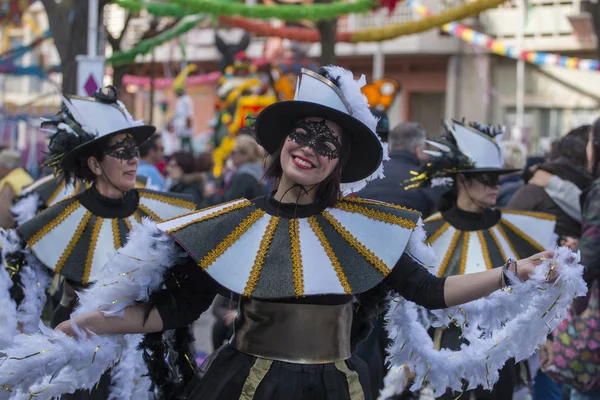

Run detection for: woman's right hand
[[55, 319, 79, 337], [54, 312, 99, 338]]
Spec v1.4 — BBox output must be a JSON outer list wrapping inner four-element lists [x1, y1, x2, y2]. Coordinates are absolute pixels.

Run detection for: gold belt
[[231, 298, 353, 364]]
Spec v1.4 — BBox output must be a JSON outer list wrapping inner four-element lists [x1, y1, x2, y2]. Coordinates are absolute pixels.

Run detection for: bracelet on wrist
[[501, 259, 513, 288]]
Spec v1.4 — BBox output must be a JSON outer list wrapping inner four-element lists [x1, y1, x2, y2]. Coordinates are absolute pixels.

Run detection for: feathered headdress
[[42, 99, 98, 184], [403, 120, 516, 189], [42, 87, 155, 183]]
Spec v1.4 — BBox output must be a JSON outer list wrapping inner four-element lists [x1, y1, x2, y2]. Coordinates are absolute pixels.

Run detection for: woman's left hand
[[515, 250, 556, 282], [539, 338, 555, 369]]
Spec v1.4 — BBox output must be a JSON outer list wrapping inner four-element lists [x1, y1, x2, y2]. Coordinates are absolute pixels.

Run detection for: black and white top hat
[[254, 66, 388, 194], [405, 120, 520, 189], [44, 87, 155, 176], [446, 120, 518, 173]]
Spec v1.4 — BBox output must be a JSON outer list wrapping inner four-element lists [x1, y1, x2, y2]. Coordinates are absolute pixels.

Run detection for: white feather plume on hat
[[322, 65, 390, 195]]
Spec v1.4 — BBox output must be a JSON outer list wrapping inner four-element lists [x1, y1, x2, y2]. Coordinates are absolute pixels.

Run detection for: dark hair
[[263, 136, 348, 208], [566, 124, 591, 142], [592, 118, 600, 179], [437, 173, 484, 211], [139, 133, 160, 158], [72, 136, 111, 182], [550, 135, 587, 167], [438, 183, 458, 212], [169, 151, 196, 174], [195, 152, 214, 173]]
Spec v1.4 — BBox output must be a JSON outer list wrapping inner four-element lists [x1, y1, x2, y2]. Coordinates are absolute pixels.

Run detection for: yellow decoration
[[289, 218, 304, 297], [173, 64, 198, 90], [54, 211, 92, 275], [308, 217, 352, 295], [491, 41, 505, 54], [351, 0, 507, 42], [28, 200, 82, 246], [437, 230, 461, 277], [220, 78, 262, 110], [165, 199, 252, 234], [221, 113, 232, 125], [269, 66, 296, 101], [228, 95, 277, 135], [83, 217, 104, 284], [138, 204, 161, 222], [212, 135, 236, 177], [243, 216, 280, 297], [361, 78, 400, 112], [334, 201, 416, 229], [322, 210, 391, 276], [476, 230, 494, 271], [139, 191, 196, 210], [111, 219, 121, 250], [199, 209, 265, 269], [459, 231, 469, 275]]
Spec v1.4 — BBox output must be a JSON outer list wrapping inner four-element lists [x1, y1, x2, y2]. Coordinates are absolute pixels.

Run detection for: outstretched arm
[[57, 304, 164, 336], [388, 250, 553, 309], [56, 259, 221, 336]]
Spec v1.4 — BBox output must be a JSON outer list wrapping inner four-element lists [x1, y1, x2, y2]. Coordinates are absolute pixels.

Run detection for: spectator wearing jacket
[[358, 122, 444, 218]]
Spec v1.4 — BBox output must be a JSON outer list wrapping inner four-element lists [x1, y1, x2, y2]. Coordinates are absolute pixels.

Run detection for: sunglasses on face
[[472, 173, 501, 187]]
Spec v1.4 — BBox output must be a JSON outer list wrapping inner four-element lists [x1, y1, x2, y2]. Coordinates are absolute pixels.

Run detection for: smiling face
[[280, 117, 343, 187], [89, 133, 140, 192]]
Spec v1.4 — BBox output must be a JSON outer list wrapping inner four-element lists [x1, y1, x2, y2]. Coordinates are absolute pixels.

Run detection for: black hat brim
[[59, 125, 155, 171], [449, 167, 522, 175], [254, 101, 382, 183]]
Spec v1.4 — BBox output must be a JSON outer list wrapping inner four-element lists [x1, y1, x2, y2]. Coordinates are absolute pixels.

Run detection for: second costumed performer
[[0, 67, 587, 400], [0, 88, 197, 399], [380, 121, 558, 400]]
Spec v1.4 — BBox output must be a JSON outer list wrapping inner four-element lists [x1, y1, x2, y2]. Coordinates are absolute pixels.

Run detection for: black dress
[[151, 195, 448, 400]]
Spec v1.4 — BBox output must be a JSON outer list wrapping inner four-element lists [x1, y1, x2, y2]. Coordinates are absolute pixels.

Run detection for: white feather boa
[[74, 218, 183, 318], [321, 65, 389, 196], [17, 253, 51, 334], [0, 219, 180, 398], [0, 231, 18, 349], [108, 334, 152, 400], [0, 229, 51, 349], [384, 246, 587, 396], [11, 192, 41, 227], [0, 323, 123, 400]]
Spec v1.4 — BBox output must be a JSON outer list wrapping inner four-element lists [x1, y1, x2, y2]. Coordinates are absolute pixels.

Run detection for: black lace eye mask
[[288, 119, 342, 160], [104, 136, 140, 160]]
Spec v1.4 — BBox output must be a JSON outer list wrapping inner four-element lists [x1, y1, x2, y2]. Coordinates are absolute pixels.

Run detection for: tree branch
[[140, 17, 182, 41]]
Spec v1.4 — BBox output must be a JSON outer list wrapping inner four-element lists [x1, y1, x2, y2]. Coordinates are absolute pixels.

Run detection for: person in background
[[402, 120, 557, 400], [370, 108, 390, 143], [497, 141, 527, 207], [506, 129, 592, 400], [166, 151, 213, 207], [565, 117, 600, 400], [0, 149, 33, 229], [358, 122, 444, 218], [137, 133, 166, 191], [508, 126, 592, 243], [204, 134, 265, 204], [172, 87, 194, 152]]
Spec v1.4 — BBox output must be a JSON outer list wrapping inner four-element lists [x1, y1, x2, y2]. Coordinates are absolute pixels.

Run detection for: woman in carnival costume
[[381, 121, 558, 400], [0, 87, 197, 399], [0, 68, 587, 400], [6, 159, 148, 325]]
